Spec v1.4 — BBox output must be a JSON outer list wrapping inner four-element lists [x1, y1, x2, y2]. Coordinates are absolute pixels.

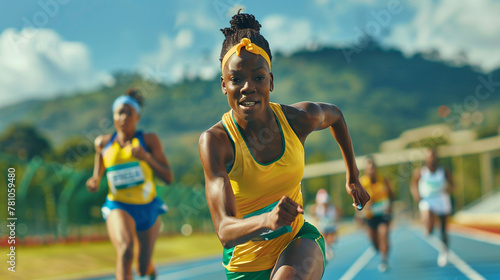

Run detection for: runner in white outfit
[[418, 166, 451, 215], [411, 147, 454, 267]]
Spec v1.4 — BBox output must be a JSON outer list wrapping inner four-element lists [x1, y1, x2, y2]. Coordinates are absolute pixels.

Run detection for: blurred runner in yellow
[[360, 157, 393, 272]]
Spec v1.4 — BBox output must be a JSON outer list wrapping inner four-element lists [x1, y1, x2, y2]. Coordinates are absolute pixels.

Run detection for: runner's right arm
[[199, 125, 303, 249], [86, 135, 107, 193]]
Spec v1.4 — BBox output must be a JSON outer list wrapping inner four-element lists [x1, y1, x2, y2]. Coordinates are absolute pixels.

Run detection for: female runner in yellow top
[[86, 89, 173, 280], [359, 157, 393, 272], [198, 11, 370, 280]]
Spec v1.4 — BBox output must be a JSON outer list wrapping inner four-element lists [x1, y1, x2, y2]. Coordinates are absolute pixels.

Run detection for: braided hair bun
[[219, 11, 271, 63]]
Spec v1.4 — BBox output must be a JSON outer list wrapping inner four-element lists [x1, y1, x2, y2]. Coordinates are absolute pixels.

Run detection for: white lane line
[[339, 247, 376, 280], [451, 231, 500, 246], [415, 232, 486, 280], [160, 262, 222, 279], [447, 251, 487, 280]]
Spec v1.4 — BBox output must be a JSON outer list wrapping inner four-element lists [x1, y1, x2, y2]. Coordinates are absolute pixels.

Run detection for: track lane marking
[[338, 247, 376, 280], [415, 231, 486, 280]]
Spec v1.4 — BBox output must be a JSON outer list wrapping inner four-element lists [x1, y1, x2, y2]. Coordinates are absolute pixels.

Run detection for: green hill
[[2, 44, 500, 185]]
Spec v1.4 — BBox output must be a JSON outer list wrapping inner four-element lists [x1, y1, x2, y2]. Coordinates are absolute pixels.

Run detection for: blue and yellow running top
[[221, 102, 305, 272], [102, 131, 156, 205]]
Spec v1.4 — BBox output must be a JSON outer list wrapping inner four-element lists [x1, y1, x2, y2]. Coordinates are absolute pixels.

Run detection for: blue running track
[[88, 227, 500, 280]]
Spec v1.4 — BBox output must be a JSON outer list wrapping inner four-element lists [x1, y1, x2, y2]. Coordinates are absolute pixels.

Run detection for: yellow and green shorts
[[225, 221, 326, 280]]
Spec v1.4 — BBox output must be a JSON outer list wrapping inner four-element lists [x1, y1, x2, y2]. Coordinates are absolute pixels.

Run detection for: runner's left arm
[[286, 102, 370, 210], [132, 133, 173, 184]]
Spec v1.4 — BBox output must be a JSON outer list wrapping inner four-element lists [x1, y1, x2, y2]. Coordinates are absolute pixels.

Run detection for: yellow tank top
[[221, 102, 305, 272], [102, 131, 156, 204], [360, 174, 390, 217]]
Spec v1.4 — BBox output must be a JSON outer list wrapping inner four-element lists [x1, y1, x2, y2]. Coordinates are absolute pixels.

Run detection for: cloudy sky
[[1, 0, 499, 106]]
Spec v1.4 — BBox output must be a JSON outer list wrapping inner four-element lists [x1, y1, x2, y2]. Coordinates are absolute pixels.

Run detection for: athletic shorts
[[101, 197, 168, 231], [364, 215, 391, 230], [225, 221, 326, 280], [419, 193, 451, 215]]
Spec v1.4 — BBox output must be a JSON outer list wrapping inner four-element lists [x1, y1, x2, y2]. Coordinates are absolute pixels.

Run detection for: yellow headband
[[221, 38, 271, 71]]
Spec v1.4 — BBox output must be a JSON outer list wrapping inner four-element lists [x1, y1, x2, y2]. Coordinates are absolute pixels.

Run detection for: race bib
[[106, 162, 144, 190], [371, 199, 389, 215], [244, 200, 293, 241]]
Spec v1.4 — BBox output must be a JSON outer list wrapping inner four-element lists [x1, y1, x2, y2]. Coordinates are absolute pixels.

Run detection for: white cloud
[[141, 34, 174, 67], [386, 0, 500, 71], [261, 15, 313, 55], [174, 10, 218, 31], [0, 28, 112, 106], [199, 65, 219, 80], [175, 29, 194, 49], [139, 30, 220, 83], [226, 4, 246, 18]]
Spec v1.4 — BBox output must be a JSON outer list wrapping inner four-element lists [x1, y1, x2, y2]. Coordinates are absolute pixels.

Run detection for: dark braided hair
[[125, 88, 144, 107], [219, 11, 272, 65]]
